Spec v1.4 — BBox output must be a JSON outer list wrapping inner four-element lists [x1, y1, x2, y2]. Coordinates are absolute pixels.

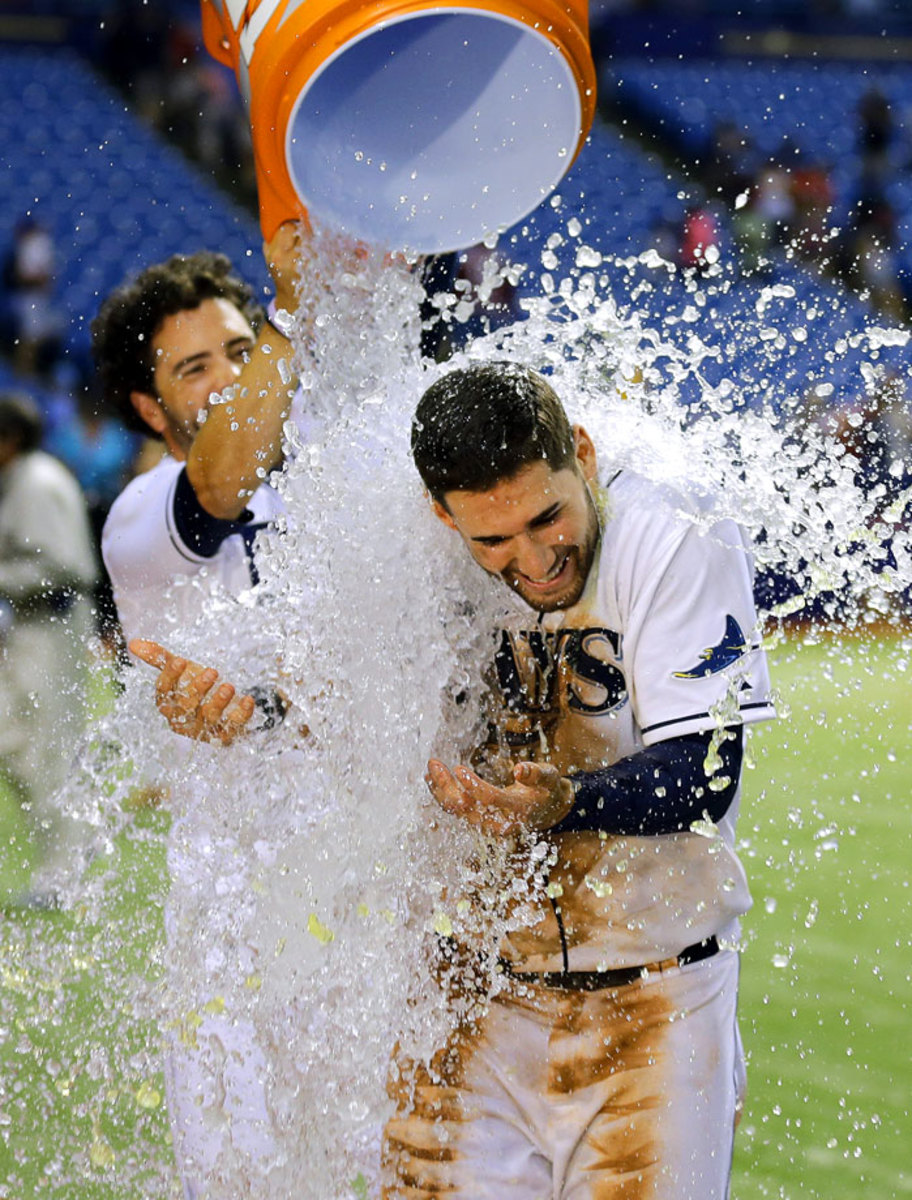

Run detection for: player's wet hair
[[0, 391, 43, 453], [411, 362, 576, 505], [91, 251, 263, 436]]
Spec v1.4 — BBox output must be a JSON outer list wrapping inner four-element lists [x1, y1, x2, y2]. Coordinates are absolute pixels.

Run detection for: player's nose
[[213, 354, 245, 391], [513, 538, 557, 580]]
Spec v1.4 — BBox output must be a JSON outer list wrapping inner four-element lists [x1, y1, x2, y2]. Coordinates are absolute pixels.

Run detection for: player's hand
[[129, 639, 256, 746], [263, 220, 305, 320], [425, 759, 575, 837]]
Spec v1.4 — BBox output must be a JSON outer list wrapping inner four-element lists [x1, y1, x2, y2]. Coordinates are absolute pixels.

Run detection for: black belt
[[499, 935, 720, 992]]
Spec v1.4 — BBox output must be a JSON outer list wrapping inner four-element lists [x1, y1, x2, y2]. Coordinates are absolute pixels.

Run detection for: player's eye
[[529, 505, 562, 530]]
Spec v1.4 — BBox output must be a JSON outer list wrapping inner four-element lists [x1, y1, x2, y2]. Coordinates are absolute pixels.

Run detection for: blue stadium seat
[[0, 47, 268, 367], [0, 44, 893, 429]]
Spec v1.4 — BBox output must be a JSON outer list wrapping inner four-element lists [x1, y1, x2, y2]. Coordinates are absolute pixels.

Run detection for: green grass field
[[732, 630, 912, 1199], [1, 633, 910, 1197]]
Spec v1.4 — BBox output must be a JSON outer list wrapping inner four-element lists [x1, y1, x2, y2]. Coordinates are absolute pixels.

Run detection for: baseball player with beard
[[94, 229, 303, 1198], [383, 361, 776, 1199], [129, 359, 776, 1198]]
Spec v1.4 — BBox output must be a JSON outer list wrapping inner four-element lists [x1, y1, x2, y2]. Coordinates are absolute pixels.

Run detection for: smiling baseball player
[[383, 361, 776, 1200], [94, 233, 302, 1199]]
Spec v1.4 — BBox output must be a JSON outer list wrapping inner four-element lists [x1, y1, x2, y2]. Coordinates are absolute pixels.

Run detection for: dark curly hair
[[91, 251, 264, 435]]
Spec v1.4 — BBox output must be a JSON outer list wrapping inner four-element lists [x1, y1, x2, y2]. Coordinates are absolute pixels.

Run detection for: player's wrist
[[533, 775, 576, 830], [248, 685, 290, 730], [556, 775, 577, 820]]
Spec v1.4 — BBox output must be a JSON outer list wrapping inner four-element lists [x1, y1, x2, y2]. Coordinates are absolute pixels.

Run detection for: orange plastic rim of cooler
[[202, 0, 595, 253]]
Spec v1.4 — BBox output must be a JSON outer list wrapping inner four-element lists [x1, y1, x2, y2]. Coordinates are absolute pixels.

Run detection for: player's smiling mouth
[[513, 551, 572, 590]]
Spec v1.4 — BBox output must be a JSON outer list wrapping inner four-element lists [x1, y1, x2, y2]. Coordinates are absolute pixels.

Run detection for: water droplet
[[135, 1080, 162, 1110], [90, 1132, 116, 1169], [307, 913, 334, 944], [584, 876, 613, 898]]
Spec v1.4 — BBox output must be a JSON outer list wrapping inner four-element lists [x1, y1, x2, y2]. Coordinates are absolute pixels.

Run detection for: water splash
[[3, 219, 910, 1196]]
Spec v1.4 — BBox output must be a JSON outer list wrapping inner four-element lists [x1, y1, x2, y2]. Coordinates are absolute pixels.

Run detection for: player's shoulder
[[597, 469, 741, 595], [102, 457, 182, 558], [603, 468, 738, 546], [602, 469, 696, 549], [105, 457, 181, 522], [606, 467, 716, 517]]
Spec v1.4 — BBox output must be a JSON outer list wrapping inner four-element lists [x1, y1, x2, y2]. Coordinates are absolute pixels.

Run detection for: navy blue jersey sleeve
[[172, 466, 254, 558], [549, 726, 743, 837]]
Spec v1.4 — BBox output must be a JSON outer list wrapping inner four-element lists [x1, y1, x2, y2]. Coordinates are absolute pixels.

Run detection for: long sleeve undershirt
[[549, 726, 744, 837]]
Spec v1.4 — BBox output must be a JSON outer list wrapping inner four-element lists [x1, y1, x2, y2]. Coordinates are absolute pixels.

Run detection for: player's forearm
[[186, 323, 297, 520], [549, 727, 744, 837]]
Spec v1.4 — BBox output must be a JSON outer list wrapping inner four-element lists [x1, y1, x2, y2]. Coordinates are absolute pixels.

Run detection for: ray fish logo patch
[[673, 614, 748, 679]]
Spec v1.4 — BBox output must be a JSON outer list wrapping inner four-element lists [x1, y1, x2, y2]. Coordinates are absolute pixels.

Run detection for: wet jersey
[[102, 456, 285, 647], [495, 469, 776, 972]]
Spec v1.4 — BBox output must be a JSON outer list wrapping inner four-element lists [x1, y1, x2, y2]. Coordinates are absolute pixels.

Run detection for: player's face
[[148, 298, 256, 454], [435, 428, 600, 612]]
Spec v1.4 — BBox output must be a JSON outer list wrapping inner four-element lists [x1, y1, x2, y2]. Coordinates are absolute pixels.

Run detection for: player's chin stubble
[[503, 548, 585, 611], [505, 493, 600, 612]]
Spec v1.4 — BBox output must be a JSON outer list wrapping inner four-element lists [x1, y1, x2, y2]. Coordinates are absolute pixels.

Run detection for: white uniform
[[102, 456, 284, 649], [0, 449, 97, 876], [102, 457, 285, 1200], [384, 470, 775, 1200]]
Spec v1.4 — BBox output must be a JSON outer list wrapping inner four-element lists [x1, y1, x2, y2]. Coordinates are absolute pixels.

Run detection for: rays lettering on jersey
[[494, 627, 626, 720]]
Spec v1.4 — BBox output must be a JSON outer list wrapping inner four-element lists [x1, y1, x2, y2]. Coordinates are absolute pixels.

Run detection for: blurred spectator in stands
[[98, 1, 259, 214], [420, 254, 456, 361], [834, 185, 906, 320], [789, 153, 835, 260], [706, 120, 756, 208], [161, 51, 259, 211], [0, 393, 98, 905], [46, 387, 138, 523], [853, 220, 905, 321], [679, 202, 720, 272], [454, 243, 524, 333], [833, 369, 911, 519], [752, 158, 795, 250], [98, 0, 171, 117], [650, 204, 680, 266], [858, 86, 893, 181], [2, 218, 64, 379], [732, 187, 774, 278], [45, 387, 140, 649]]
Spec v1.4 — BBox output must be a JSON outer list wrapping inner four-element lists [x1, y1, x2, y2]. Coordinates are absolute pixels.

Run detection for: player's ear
[[429, 494, 458, 530], [573, 425, 598, 484], [129, 390, 167, 437]]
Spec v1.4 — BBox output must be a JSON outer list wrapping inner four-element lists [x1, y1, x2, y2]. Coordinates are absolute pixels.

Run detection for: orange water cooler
[[201, 0, 596, 253]]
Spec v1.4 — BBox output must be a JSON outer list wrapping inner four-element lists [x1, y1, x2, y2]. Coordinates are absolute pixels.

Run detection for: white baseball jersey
[[495, 469, 776, 972], [102, 455, 288, 1199], [102, 456, 285, 648]]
